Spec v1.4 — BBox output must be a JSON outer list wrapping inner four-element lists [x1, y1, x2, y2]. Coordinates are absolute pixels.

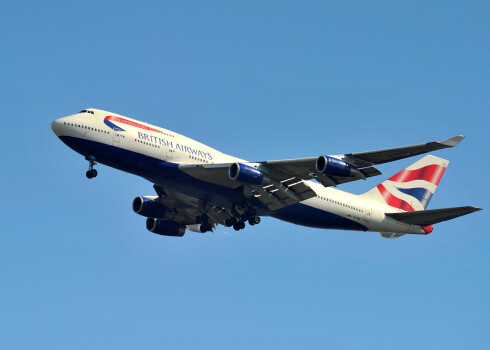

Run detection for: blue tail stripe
[[396, 187, 433, 208]]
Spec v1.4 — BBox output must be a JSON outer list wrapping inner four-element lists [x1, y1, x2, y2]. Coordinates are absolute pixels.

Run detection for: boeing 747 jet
[[51, 109, 481, 238]]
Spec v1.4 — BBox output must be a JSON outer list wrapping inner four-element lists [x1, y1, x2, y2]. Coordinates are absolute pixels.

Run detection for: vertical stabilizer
[[360, 155, 449, 212]]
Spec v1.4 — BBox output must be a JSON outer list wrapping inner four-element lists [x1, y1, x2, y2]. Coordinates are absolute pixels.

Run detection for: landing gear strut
[[85, 156, 98, 179]]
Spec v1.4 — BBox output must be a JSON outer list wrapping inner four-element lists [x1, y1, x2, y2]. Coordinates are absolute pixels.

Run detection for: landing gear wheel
[[86, 169, 98, 179], [233, 221, 245, 230], [85, 156, 98, 179], [200, 223, 211, 233], [248, 216, 261, 226]]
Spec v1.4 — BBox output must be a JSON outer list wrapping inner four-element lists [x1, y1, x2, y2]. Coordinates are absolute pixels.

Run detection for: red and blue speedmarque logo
[[104, 116, 164, 133]]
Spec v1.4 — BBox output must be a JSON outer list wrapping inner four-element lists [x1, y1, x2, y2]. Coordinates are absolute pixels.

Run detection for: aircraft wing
[[259, 135, 464, 188], [338, 135, 465, 167], [261, 157, 381, 187], [179, 135, 464, 211], [179, 163, 318, 211]]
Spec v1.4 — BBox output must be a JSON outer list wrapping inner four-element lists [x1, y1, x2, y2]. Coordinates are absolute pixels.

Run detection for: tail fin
[[360, 155, 449, 211]]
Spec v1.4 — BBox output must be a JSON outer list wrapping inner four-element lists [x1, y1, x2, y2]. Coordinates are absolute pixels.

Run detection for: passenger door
[[113, 130, 121, 146], [363, 207, 372, 223]]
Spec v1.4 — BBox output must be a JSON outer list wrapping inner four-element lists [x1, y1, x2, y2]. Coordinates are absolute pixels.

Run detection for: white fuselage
[[51, 109, 427, 236]]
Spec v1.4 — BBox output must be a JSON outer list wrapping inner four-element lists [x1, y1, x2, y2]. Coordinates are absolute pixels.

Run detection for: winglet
[[440, 135, 465, 147]]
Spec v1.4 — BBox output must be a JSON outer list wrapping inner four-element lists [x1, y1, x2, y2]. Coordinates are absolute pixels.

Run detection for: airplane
[[51, 108, 481, 239]]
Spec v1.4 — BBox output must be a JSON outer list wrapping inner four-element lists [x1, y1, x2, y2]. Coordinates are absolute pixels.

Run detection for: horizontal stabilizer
[[386, 206, 482, 226]]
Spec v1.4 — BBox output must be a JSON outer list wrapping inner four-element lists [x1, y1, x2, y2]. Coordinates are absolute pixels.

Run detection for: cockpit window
[[79, 110, 95, 114]]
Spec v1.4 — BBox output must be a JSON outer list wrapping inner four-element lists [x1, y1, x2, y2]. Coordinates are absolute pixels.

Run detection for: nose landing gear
[[85, 156, 98, 179]]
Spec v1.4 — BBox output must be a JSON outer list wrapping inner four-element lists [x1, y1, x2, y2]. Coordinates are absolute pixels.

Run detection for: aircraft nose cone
[[51, 119, 62, 136]]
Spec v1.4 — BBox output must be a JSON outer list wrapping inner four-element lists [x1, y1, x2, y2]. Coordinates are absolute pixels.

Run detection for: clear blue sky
[[1, 1, 488, 349]]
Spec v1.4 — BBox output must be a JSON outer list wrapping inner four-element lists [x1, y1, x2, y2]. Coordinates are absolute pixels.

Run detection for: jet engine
[[316, 156, 358, 177], [132, 196, 172, 219], [146, 218, 185, 237], [228, 163, 265, 185]]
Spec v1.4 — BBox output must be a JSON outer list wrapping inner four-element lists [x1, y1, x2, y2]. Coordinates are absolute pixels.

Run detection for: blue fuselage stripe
[[59, 136, 367, 231]]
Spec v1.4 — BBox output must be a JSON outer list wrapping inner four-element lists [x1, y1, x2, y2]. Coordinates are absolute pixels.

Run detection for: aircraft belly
[[271, 203, 368, 231]]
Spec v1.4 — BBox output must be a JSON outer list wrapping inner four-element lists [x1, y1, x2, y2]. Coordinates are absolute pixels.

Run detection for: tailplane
[[380, 206, 482, 239], [360, 155, 449, 212], [385, 206, 482, 226], [361, 155, 482, 239]]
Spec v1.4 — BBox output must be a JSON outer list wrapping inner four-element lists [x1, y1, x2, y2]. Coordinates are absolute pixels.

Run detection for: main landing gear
[[196, 214, 213, 233], [224, 210, 261, 231], [85, 156, 98, 179]]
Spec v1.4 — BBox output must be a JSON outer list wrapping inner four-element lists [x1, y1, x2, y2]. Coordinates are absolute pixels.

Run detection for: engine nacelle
[[132, 196, 172, 219], [228, 163, 265, 185], [316, 156, 358, 177], [146, 218, 185, 237]]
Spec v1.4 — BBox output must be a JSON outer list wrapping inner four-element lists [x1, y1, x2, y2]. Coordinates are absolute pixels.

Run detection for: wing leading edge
[[339, 135, 465, 167]]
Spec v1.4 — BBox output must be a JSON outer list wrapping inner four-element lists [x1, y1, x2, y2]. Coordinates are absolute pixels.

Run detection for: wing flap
[[386, 206, 481, 226], [248, 179, 317, 211]]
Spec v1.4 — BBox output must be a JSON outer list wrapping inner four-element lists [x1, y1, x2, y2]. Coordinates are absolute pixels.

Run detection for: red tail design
[[388, 164, 446, 185], [377, 184, 415, 212]]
